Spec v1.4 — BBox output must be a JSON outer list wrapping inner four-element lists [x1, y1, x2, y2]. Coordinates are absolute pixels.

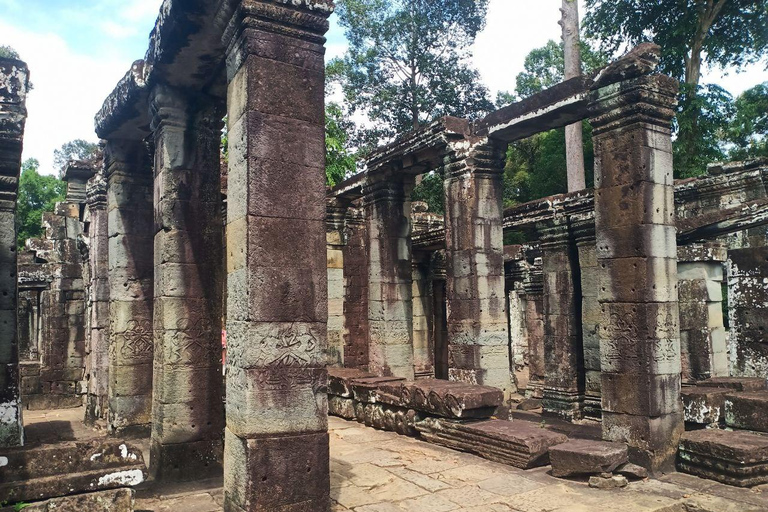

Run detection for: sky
[[1, 0, 766, 176]]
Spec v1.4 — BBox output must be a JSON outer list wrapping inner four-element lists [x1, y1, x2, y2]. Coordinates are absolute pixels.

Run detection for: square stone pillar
[[677, 243, 728, 382], [0, 57, 29, 447], [443, 139, 513, 399], [342, 206, 370, 370], [540, 220, 584, 420], [105, 138, 154, 437], [412, 254, 434, 378], [363, 175, 416, 380], [590, 74, 682, 474], [85, 169, 109, 424], [149, 86, 225, 481], [326, 197, 349, 367], [222, 2, 332, 510]]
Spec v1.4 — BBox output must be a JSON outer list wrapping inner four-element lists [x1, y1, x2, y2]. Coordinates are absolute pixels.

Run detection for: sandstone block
[[549, 439, 628, 477], [679, 429, 768, 487], [724, 391, 768, 433], [682, 387, 729, 425], [588, 474, 628, 489], [15, 488, 134, 512], [697, 377, 766, 392]]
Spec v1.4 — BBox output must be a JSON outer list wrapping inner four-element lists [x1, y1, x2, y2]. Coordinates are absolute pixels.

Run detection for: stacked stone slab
[[682, 377, 766, 426], [590, 70, 683, 474], [677, 243, 728, 382], [415, 417, 568, 469], [0, 57, 29, 447], [724, 391, 768, 433], [679, 429, 768, 487], [0, 439, 146, 503]]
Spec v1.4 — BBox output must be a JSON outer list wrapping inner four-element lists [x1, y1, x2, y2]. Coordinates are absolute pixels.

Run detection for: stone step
[[725, 391, 768, 433], [678, 429, 768, 487], [682, 387, 730, 425], [696, 377, 767, 392], [415, 417, 567, 469], [549, 439, 628, 478], [0, 488, 135, 512], [0, 439, 146, 503]]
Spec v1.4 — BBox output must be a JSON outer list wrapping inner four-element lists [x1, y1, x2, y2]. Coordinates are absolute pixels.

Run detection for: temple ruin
[[1, 1, 768, 511]]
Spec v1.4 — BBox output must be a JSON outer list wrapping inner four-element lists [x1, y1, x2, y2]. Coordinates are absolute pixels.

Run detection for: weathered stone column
[[342, 206, 369, 369], [0, 57, 29, 447], [363, 174, 416, 380], [85, 169, 109, 423], [105, 138, 154, 436], [149, 86, 224, 481], [326, 198, 348, 367], [678, 243, 728, 382], [540, 219, 584, 420], [591, 74, 682, 473], [444, 139, 513, 398], [223, 1, 332, 509], [522, 252, 546, 399], [412, 254, 434, 378], [573, 218, 602, 418]]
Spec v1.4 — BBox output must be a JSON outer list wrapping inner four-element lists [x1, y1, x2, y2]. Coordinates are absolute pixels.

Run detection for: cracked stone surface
[[128, 416, 768, 512]]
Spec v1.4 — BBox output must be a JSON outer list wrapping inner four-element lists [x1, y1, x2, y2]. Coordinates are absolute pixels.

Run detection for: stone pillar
[[0, 57, 29, 447], [523, 253, 546, 399], [363, 174, 416, 380], [726, 246, 768, 378], [574, 219, 602, 418], [443, 140, 513, 398], [85, 169, 109, 423], [105, 138, 154, 436], [342, 206, 369, 370], [540, 220, 584, 420], [412, 254, 434, 378], [678, 243, 728, 382], [222, 1, 332, 509], [591, 74, 682, 474], [149, 86, 224, 481], [326, 198, 348, 367]]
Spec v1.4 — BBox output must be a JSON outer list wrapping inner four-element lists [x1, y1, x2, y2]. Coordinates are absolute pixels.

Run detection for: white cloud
[[120, 0, 162, 23], [100, 20, 140, 39], [0, 22, 130, 175]]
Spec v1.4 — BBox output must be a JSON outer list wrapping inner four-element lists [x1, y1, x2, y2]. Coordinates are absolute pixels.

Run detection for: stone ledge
[[549, 438, 628, 477], [725, 391, 768, 433], [679, 429, 768, 487]]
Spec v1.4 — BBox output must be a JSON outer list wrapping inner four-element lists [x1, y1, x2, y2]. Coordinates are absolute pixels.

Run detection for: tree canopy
[[332, 0, 495, 140], [53, 139, 100, 177], [16, 159, 66, 250], [0, 45, 20, 60]]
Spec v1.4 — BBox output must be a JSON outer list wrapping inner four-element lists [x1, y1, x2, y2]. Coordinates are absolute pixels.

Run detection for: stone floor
[[22, 408, 768, 512]]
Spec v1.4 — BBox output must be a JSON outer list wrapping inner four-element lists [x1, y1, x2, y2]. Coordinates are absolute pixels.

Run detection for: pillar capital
[[86, 169, 108, 211]]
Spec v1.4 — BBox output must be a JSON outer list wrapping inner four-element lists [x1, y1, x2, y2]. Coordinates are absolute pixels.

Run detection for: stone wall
[[727, 246, 768, 378]]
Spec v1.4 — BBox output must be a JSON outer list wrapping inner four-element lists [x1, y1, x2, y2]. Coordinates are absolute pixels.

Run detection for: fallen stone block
[[678, 429, 768, 487], [327, 368, 374, 398], [724, 391, 768, 433], [415, 417, 567, 469], [683, 387, 729, 425], [549, 439, 628, 477], [696, 377, 766, 392], [615, 462, 648, 480], [351, 376, 406, 404], [588, 474, 628, 489], [0, 439, 146, 503], [3, 488, 134, 512], [407, 379, 503, 419]]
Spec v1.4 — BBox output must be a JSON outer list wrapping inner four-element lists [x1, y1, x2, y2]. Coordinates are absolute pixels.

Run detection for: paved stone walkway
[[23, 409, 768, 511]]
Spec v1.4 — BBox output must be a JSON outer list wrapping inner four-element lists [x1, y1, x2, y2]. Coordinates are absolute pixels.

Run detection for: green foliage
[[411, 171, 445, 214], [0, 45, 20, 59], [326, 102, 358, 187], [503, 122, 596, 206], [14, 502, 30, 511], [53, 139, 99, 177], [16, 159, 66, 250], [727, 81, 768, 160], [583, 0, 768, 84], [674, 83, 734, 178], [332, 0, 494, 138], [515, 40, 608, 99]]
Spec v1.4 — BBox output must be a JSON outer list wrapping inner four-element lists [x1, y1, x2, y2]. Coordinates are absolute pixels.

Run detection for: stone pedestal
[[443, 140, 513, 398], [590, 74, 683, 474], [540, 220, 584, 420], [85, 170, 109, 423], [342, 207, 370, 370], [149, 86, 224, 481], [677, 243, 728, 382], [105, 139, 154, 436], [363, 175, 416, 380], [222, 2, 332, 510], [0, 57, 29, 447]]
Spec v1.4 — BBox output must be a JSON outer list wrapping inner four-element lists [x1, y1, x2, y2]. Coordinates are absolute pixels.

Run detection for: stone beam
[[0, 57, 30, 448], [222, 1, 333, 510]]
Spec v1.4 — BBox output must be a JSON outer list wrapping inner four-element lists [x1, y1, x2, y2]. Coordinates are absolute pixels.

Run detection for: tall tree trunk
[[560, 0, 586, 191]]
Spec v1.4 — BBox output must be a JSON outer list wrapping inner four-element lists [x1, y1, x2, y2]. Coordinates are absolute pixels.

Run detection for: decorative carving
[[119, 319, 153, 360], [169, 316, 217, 366]]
